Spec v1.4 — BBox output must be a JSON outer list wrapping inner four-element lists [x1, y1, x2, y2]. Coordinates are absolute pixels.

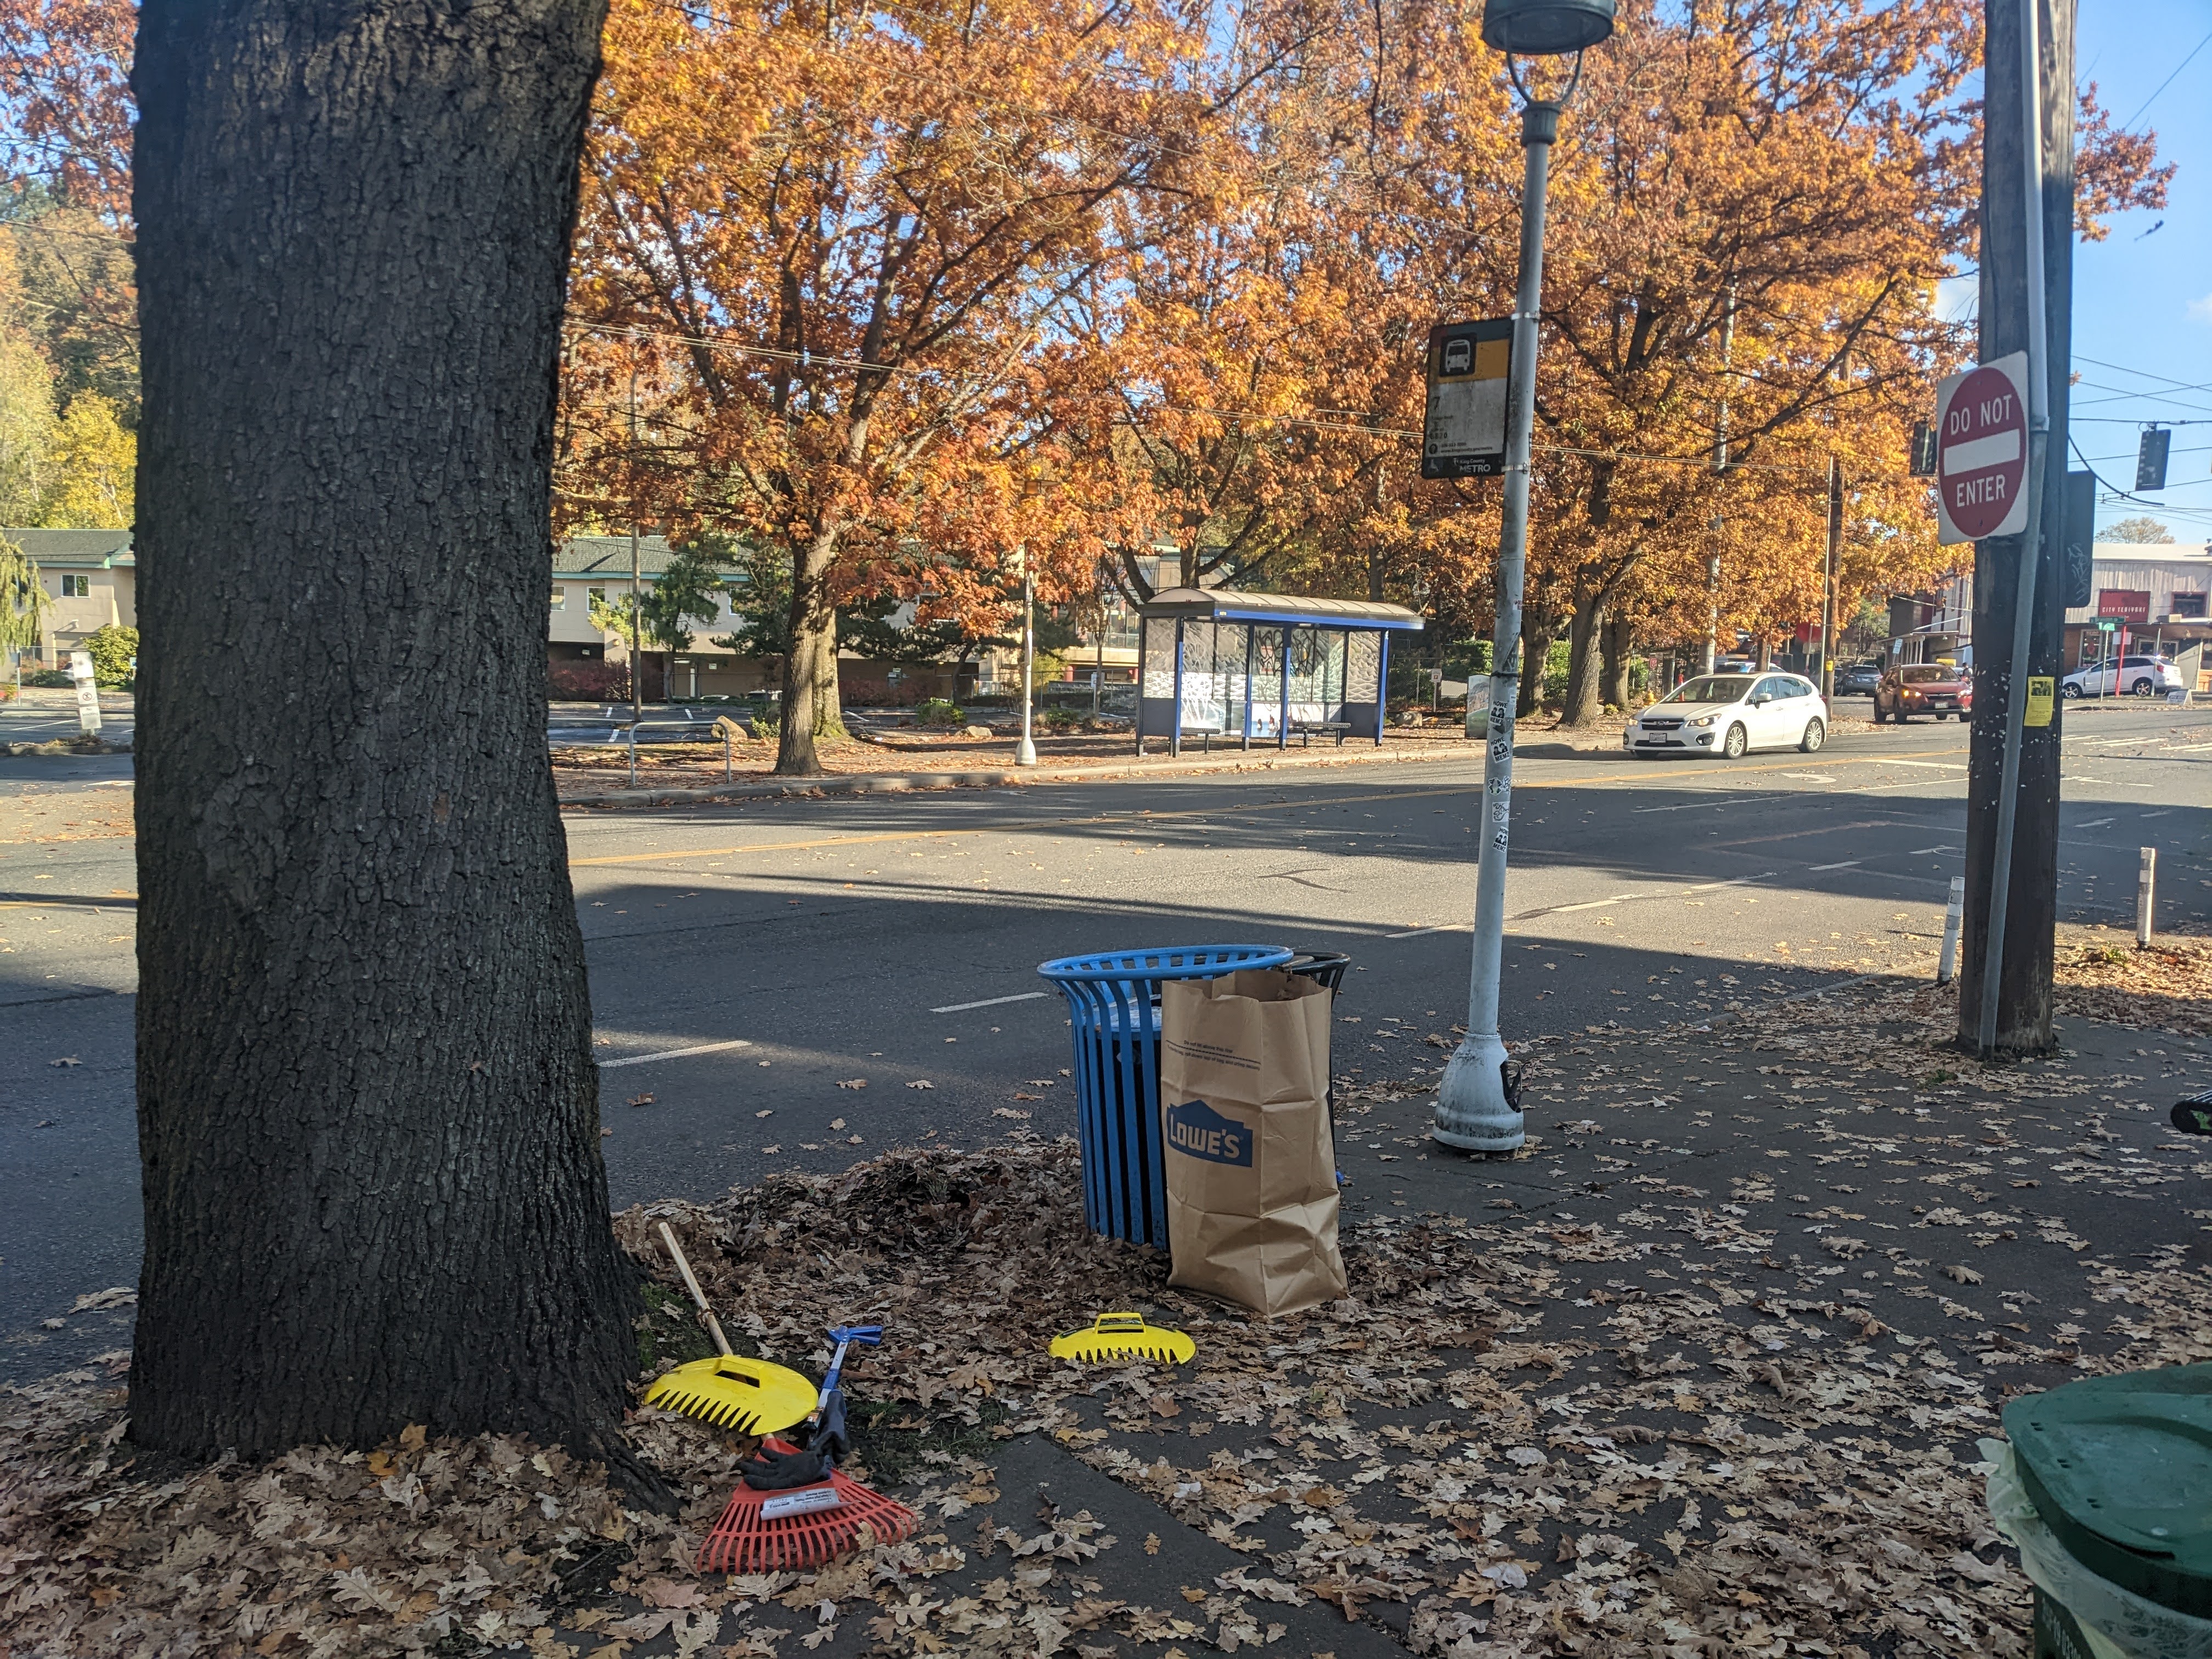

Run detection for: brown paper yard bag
[[1159, 969, 1345, 1316]]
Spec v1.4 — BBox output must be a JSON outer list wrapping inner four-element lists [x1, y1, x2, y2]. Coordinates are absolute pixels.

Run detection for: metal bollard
[[724, 727, 733, 784], [2139, 847, 2157, 949], [627, 723, 638, 789], [1938, 876, 1965, 984]]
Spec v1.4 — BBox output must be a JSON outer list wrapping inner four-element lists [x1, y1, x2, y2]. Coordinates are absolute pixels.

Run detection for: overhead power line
[[2120, 26, 2212, 131]]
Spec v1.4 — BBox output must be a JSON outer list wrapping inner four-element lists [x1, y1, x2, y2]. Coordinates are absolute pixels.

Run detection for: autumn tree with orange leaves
[[567, 0, 1217, 774], [1240, 0, 2167, 721]]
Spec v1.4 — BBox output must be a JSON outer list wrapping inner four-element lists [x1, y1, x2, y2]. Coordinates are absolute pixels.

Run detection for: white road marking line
[[1909, 845, 1961, 855], [2142, 810, 2174, 819], [1516, 871, 1774, 922], [2075, 817, 2115, 830], [1806, 860, 1861, 872], [931, 990, 1051, 1014], [1780, 772, 1835, 783], [1880, 758, 1969, 770], [1386, 922, 1466, 939], [1550, 894, 1640, 913], [1632, 794, 1760, 813], [598, 1037, 755, 1069]]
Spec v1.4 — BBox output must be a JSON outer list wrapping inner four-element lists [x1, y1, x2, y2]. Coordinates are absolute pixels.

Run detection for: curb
[[557, 740, 1488, 809]]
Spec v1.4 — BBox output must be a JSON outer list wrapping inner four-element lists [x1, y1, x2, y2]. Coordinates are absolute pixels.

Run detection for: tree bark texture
[[1959, 0, 2070, 1053], [1559, 590, 1606, 726], [1516, 607, 1558, 718], [776, 531, 844, 774], [130, 0, 640, 1463], [1600, 612, 1633, 709]]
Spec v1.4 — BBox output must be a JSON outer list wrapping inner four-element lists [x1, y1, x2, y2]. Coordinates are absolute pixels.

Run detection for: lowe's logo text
[[1166, 1099, 1251, 1166]]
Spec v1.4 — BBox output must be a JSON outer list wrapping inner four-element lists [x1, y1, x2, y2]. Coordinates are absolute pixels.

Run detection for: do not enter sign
[[1934, 351, 2031, 544]]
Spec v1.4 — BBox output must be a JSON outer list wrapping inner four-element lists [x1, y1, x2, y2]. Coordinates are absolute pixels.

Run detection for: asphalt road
[[4, 699, 2209, 1379]]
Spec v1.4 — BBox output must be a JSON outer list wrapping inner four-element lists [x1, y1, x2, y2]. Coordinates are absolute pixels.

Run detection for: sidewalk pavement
[[5, 957, 2209, 1658]]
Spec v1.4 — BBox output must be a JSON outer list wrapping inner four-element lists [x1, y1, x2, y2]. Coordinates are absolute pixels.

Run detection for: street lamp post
[[1434, 0, 1613, 1155]]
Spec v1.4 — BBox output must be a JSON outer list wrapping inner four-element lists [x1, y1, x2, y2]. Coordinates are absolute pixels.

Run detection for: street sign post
[[1420, 319, 1512, 481], [1935, 352, 2031, 545]]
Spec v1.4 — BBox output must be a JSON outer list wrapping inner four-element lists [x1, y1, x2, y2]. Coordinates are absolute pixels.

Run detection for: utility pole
[[628, 327, 644, 729], [1960, 0, 2070, 1054], [1701, 287, 1736, 675], [1820, 458, 1842, 701]]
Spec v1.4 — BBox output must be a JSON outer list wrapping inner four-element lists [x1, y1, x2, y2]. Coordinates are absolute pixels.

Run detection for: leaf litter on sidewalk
[[3, 961, 2209, 1658]]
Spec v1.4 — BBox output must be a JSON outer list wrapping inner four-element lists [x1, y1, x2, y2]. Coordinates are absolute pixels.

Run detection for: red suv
[[1875, 663, 1972, 723]]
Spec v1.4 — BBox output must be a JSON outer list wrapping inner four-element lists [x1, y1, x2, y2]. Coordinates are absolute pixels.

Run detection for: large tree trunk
[[1516, 606, 1559, 719], [776, 528, 844, 774], [130, 0, 645, 1469], [1600, 611, 1634, 709], [1558, 589, 1606, 727]]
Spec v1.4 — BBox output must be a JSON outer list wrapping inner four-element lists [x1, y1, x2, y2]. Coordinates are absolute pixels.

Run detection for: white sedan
[[1624, 673, 1829, 760], [2061, 656, 2184, 699]]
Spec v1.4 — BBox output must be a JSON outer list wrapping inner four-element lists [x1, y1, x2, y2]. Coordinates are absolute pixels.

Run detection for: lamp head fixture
[[1479, 0, 1616, 55]]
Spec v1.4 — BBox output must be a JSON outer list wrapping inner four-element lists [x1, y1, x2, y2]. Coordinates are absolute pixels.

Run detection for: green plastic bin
[[2003, 1363, 2212, 1624]]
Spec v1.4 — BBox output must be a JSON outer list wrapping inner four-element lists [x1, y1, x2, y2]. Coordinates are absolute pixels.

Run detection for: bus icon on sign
[[1442, 338, 1473, 376]]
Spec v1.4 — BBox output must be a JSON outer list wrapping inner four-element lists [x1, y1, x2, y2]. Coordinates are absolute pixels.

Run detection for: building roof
[[2090, 543, 2212, 564], [1139, 586, 1426, 631], [553, 534, 678, 576], [2, 528, 133, 566]]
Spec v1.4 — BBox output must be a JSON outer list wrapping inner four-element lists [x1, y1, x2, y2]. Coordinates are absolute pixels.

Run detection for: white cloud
[[1935, 275, 1979, 323], [2190, 292, 2212, 324]]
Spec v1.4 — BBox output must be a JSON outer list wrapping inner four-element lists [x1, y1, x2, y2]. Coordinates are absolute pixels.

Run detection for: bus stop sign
[[1935, 352, 2031, 544]]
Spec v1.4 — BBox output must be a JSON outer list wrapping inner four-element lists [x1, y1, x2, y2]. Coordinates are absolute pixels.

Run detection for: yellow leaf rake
[[641, 1223, 817, 1436], [1049, 1312, 1195, 1365]]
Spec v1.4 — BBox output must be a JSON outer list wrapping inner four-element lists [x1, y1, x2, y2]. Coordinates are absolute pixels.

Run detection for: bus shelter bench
[[1290, 720, 1351, 747]]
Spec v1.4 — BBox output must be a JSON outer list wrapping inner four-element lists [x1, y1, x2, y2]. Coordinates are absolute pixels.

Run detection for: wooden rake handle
[[658, 1221, 733, 1357]]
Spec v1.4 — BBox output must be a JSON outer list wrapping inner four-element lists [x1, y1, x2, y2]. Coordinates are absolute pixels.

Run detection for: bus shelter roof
[[1137, 587, 1426, 632]]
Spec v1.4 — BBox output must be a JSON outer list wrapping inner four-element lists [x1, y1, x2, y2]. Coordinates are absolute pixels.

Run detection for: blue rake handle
[[819, 1323, 882, 1406]]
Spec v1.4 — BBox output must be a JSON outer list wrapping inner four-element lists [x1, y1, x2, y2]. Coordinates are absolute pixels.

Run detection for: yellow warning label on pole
[[2024, 675, 2055, 727]]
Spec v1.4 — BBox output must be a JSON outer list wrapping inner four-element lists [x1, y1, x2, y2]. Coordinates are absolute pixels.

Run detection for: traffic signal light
[[2062, 470, 2094, 611], [2136, 427, 2171, 492], [1909, 420, 1937, 477]]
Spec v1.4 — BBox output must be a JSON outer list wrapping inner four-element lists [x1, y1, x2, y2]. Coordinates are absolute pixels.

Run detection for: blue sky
[[2068, 0, 2212, 539]]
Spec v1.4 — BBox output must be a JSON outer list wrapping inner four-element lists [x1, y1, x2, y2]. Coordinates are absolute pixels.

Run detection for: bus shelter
[[1134, 588, 1426, 755]]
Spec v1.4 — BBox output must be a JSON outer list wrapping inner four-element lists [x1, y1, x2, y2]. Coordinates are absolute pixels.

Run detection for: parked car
[[1833, 658, 1883, 697], [1626, 672, 1829, 760], [2061, 655, 2184, 699], [1874, 663, 1973, 723]]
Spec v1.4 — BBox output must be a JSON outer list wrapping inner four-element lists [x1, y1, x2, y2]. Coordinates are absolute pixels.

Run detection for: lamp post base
[[1431, 1032, 1526, 1152], [1014, 737, 1037, 766]]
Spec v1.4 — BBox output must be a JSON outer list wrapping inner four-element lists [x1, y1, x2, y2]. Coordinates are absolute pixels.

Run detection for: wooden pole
[[1958, 0, 2070, 1054]]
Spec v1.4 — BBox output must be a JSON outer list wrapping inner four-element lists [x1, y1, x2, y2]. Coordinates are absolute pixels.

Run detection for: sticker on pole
[[1934, 352, 2030, 544]]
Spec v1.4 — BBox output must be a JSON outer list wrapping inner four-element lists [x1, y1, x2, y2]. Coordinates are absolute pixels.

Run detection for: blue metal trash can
[[1039, 944, 1293, 1247]]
